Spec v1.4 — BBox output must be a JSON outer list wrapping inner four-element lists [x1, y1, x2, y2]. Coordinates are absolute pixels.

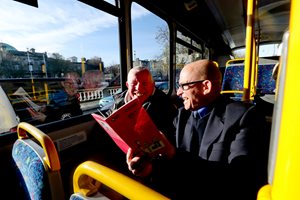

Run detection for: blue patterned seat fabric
[[221, 65, 244, 92], [257, 64, 276, 94], [221, 63, 276, 100], [221, 65, 244, 100], [12, 139, 50, 200]]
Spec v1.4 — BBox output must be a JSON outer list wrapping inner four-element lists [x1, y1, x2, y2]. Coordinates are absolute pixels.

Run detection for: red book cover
[[92, 98, 171, 158]]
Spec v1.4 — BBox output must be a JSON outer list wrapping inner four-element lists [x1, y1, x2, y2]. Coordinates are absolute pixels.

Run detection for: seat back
[[256, 63, 276, 94], [221, 62, 277, 101], [221, 64, 244, 100], [70, 161, 170, 200], [254, 63, 277, 123], [12, 122, 65, 200]]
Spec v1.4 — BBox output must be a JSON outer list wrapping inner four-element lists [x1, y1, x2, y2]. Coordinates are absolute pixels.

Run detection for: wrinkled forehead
[[179, 67, 199, 82], [128, 70, 152, 83]]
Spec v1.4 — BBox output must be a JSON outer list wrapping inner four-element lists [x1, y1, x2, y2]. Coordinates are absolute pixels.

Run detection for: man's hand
[[126, 148, 153, 177]]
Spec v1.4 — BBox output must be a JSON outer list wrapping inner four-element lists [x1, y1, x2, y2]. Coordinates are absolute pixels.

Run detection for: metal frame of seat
[[70, 161, 170, 200], [12, 122, 65, 200]]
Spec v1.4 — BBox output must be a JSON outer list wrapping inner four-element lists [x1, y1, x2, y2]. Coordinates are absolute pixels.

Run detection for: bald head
[[126, 66, 155, 103], [128, 66, 153, 82], [181, 60, 221, 84], [178, 59, 222, 110]]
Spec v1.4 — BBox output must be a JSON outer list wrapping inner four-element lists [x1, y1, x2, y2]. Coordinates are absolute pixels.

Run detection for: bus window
[[175, 31, 206, 88], [0, 0, 121, 133], [131, 2, 170, 93]]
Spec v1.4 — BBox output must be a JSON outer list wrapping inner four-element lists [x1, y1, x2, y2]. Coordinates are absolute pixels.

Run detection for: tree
[[50, 53, 64, 60], [155, 24, 199, 68], [47, 53, 78, 77]]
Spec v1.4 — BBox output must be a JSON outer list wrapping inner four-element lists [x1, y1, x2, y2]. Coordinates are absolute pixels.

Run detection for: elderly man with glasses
[[126, 59, 270, 200]]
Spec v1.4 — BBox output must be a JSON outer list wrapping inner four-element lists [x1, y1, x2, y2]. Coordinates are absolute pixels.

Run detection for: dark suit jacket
[[149, 95, 270, 200]]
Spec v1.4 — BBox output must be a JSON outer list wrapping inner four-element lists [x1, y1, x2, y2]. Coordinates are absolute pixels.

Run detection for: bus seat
[[221, 63, 277, 101], [254, 63, 277, 122], [256, 63, 276, 95], [12, 122, 65, 200], [221, 64, 244, 100], [70, 160, 170, 200]]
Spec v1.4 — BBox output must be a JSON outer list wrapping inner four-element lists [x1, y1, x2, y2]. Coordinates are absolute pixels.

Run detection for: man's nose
[[176, 87, 183, 96]]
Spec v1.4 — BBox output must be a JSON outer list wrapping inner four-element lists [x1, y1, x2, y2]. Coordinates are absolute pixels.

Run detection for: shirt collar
[[194, 106, 211, 118]]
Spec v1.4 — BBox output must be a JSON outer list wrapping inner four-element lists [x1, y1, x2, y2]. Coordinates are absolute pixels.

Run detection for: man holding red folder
[[112, 66, 178, 141]]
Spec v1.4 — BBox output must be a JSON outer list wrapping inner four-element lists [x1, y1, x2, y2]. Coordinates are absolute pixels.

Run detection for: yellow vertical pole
[[99, 62, 103, 72], [250, 38, 258, 99], [31, 78, 37, 100], [81, 57, 86, 75], [42, 63, 49, 104], [243, 0, 256, 101], [43, 82, 49, 104]]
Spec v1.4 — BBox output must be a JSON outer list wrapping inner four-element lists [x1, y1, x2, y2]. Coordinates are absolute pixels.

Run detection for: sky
[[0, 0, 166, 66]]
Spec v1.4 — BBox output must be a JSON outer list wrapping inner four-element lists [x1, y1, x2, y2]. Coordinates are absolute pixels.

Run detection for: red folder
[[92, 97, 171, 158]]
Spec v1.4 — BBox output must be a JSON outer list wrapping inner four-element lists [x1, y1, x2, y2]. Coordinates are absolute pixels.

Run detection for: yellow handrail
[[225, 58, 245, 66], [73, 161, 170, 200], [222, 59, 245, 96], [220, 90, 243, 94], [17, 122, 60, 171]]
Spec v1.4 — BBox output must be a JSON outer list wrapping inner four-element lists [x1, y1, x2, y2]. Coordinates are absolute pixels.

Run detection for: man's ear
[[202, 80, 212, 95]]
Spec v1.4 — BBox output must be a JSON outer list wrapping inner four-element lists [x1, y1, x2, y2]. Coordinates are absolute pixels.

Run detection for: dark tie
[[191, 111, 209, 156], [191, 113, 201, 155]]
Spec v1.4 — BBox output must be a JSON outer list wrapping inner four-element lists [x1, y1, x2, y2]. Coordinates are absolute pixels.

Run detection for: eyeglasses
[[178, 80, 206, 91]]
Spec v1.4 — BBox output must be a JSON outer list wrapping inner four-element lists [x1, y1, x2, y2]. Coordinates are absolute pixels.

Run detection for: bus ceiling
[[205, 0, 290, 51], [137, 0, 290, 57]]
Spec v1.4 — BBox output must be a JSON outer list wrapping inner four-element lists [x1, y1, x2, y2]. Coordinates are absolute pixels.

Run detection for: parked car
[[98, 88, 122, 115], [99, 95, 115, 111], [155, 81, 169, 93]]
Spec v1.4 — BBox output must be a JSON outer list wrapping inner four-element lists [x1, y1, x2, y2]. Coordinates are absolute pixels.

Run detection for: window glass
[[175, 32, 205, 87], [131, 2, 170, 93], [233, 43, 282, 58], [0, 0, 120, 133]]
